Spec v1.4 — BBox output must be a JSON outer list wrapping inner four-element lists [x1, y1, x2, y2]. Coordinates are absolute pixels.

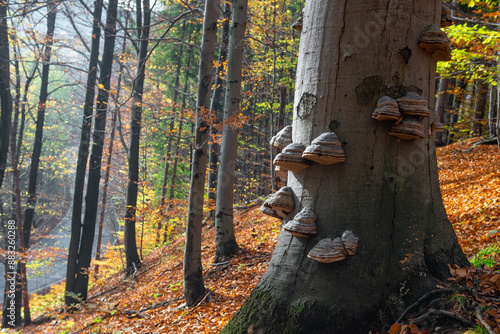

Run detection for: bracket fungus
[[441, 8, 452, 28], [275, 165, 288, 178], [418, 24, 452, 61], [260, 186, 295, 219], [341, 230, 359, 255], [307, 237, 347, 263], [302, 132, 345, 165], [372, 96, 401, 121], [388, 117, 425, 140], [396, 92, 431, 118], [292, 16, 303, 31], [283, 208, 317, 237], [270, 125, 292, 150], [274, 143, 310, 173]]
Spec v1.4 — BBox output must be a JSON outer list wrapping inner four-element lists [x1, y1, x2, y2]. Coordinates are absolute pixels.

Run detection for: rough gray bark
[[183, 0, 218, 307], [222, 1, 468, 333], [213, 0, 248, 263], [124, 0, 151, 273], [65, 0, 103, 306]]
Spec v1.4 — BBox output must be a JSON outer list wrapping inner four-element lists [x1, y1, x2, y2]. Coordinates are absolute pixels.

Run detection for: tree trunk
[[20, 1, 57, 323], [67, 0, 118, 303], [168, 46, 194, 204], [124, 0, 151, 274], [434, 76, 448, 146], [471, 79, 487, 138], [0, 0, 12, 191], [183, 0, 218, 307], [222, 1, 468, 333], [207, 1, 231, 221], [95, 19, 128, 275], [488, 84, 496, 137], [214, 0, 248, 263], [65, 0, 103, 306]]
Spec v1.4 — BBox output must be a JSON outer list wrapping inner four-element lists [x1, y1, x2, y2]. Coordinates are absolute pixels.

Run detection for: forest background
[[0, 0, 499, 332]]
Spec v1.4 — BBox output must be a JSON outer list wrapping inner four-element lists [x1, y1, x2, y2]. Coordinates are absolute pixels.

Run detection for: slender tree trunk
[[20, 1, 57, 323], [157, 24, 187, 244], [434, 76, 448, 146], [214, 0, 248, 263], [0, 0, 12, 191], [448, 78, 467, 145], [471, 79, 487, 138], [68, 0, 119, 303], [95, 20, 127, 276], [223, 1, 468, 332], [207, 1, 231, 221], [124, 0, 151, 274], [65, 0, 103, 306], [183, 0, 218, 307], [488, 84, 496, 137], [168, 48, 193, 204]]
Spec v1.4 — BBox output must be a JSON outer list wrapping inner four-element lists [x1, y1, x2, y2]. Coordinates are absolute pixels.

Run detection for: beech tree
[[183, 0, 218, 307], [214, 0, 248, 262], [222, 1, 468, 333], [0, 0, 11, 191]]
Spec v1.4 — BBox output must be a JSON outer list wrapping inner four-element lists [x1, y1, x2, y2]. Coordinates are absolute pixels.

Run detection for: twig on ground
[[395, 289, 454, 324], [411, 308, 473, 327], [473, 303, 496, 334]]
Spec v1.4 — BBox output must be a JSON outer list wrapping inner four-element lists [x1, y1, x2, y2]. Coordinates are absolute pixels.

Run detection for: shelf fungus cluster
[[307, 231, 359, 263], [270, 125, 292, 150], [418, 24, 452, 61], [372, 92, 432, 140], [260, 186, 294, 219], [283, 208, 317, 237], [273, 131, 345, 176]]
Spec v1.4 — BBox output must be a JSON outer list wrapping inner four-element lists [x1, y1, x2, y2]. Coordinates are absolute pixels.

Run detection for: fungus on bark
[[418, 24, 452, 61], [260, 186, 295, 219], [274, 143, 310, 173], [388, 117, 425, 140], [275, 165, 288, 178], [396, 92, 431, 118], [302, 132, 345, 165], [283, 208, 317, 237], [292, 16, 303, 31], [372, 96, 401, 121], [270, 125, 293, 150], [341, 230, 359, 255], [308, 237, 347, 263]]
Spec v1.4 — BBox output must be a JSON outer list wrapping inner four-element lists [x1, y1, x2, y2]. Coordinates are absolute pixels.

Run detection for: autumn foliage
[[17, 139, 500, 333]]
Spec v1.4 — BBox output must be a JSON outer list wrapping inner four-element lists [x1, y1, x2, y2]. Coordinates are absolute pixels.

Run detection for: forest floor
[[14, 139, 500, 334]]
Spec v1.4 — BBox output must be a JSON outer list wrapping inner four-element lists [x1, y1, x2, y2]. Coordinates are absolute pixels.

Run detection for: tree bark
[[207, 1, 231, 221], [183, 0, 218, 307], [0, 0, 12, 191], [65, 0, 103, 306], [67, 0, 119, 303], [222, 1, 468, 333], [124, 0, 151, 274], [214, 0, 248, 263], [471, 79, 487, 138], [488, 84, 496, 137], [20, 0, 57, 323]]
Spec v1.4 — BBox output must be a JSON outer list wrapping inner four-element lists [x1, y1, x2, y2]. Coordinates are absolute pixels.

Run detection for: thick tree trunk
[[207, 1, 231, 221], [65, 0, 103, 306], [214, 0, 248, 263], [183, 0, 218, 307], [0, 0, 12, 191], [222, 1, 468, 333], [124, 0, 150, 274], [471, 79, 487, 138]]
